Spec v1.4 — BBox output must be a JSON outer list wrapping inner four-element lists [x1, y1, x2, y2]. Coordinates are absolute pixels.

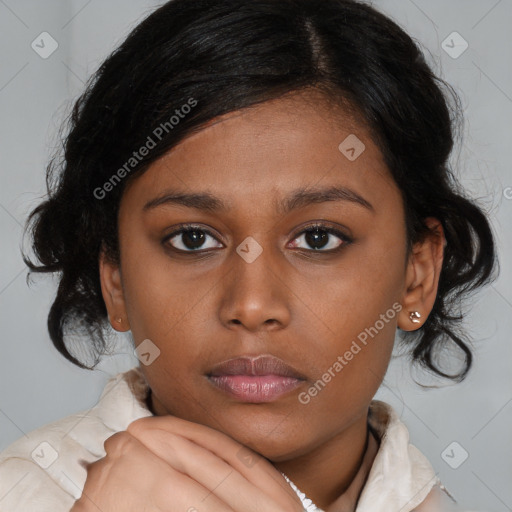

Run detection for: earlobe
[[398, 218, 445, 331], [99, 250, 130, 332]]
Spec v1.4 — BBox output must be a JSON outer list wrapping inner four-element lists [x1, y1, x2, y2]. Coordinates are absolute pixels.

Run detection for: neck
[[273, 411, 370, 510], [147, 388, 374, 510]]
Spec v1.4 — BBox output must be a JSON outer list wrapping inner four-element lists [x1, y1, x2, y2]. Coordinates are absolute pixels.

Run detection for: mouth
[[206, 355, 306, 403]]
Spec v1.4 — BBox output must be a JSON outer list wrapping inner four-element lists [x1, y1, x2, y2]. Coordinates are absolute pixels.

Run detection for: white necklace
[[281, 473, 325, 512]]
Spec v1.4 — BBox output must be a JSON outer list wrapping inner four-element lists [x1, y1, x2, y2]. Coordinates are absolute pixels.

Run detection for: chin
[[222, 419, 314, 462]]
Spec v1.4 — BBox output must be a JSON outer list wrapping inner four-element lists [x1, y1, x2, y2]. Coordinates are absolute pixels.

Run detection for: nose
[[218, 244, 292, 333]]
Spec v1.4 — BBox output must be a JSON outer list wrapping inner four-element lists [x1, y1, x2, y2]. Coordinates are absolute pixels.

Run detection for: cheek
[[119, 238, 194, 343], [119, 238, 217, 381], [306, 230, 405, 335], [296, 305, 397, 426], [295, 230, 405, 395]]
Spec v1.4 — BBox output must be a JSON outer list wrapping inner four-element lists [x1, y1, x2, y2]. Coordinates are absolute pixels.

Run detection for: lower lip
[[208, 375, 303, 403]]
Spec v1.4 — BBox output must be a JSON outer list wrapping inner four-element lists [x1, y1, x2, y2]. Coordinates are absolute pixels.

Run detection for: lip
[[207, 355, 306, 403]]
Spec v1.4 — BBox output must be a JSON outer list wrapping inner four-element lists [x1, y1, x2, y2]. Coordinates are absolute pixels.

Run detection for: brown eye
[[290, 224, 352, 252], [164, 225, 222, 252]]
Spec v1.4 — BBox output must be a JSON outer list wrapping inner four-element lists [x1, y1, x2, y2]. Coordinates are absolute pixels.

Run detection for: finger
[[84, 431, 237, 512], [128, 416, 301, 508], [128, 416, 293, 484], [130, 428, 301, 512]]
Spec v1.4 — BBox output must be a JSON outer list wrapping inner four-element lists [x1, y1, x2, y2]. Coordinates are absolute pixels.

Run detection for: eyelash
[[162, 222, 352, 254]]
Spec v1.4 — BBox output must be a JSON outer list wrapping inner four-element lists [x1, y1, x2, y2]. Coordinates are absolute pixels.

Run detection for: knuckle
[[126, 416, 152, 436], [103, 430, 133, 455]]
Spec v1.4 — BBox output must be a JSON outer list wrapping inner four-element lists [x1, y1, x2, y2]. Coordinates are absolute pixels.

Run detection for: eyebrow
[[142, 185, 374, 215]]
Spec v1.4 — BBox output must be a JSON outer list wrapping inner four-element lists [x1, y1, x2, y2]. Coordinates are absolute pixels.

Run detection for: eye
[[163, 224, 223, 252], [289, 223, 352, 252]]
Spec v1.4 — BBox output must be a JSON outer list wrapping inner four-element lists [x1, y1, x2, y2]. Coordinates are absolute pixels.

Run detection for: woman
[[0, 0, 498, 510]]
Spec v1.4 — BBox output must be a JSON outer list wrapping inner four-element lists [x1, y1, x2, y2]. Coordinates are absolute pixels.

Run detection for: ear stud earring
[[409, 311, 421, 324], [116, 317, 123, 324]]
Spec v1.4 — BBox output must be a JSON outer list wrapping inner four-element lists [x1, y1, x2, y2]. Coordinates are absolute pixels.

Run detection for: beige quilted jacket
[[0, 367, 471, 511]]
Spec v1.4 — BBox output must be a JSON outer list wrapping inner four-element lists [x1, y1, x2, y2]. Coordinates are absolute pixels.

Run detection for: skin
[[96, 88, 445, 510], [72, 414, 307, 511]]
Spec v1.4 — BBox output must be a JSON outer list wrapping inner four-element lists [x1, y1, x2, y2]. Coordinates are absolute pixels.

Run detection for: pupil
[[305, 228, 328, 249], [183, 230, 205, 249]]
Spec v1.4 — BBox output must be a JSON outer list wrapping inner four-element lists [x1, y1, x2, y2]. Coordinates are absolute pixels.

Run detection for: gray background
[[0, 1, 511, 510]]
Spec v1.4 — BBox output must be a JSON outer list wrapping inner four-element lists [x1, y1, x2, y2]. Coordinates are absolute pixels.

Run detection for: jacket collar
[[356, 400, 439, 511], [97, 368, 439, 512]]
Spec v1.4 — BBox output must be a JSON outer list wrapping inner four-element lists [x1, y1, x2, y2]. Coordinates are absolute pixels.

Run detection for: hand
[[70, 414, 305, 512]]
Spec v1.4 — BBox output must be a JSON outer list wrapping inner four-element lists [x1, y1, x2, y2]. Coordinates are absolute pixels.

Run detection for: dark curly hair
[[23, 0, 498, 381]]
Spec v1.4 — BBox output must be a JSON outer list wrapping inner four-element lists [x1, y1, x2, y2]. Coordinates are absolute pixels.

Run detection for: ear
[[99, 248, 130, 332], [398, 217, 445, 331]]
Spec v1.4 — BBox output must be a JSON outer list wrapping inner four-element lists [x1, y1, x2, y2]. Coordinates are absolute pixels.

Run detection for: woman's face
[[101, 90, 438, 461]]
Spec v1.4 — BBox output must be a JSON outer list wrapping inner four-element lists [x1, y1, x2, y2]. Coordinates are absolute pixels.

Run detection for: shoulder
[[414, 484, 473, 511], [356, 400, 459, 512], [0, 410, 106, 511], [0, 457, 76, 512], [0, 367, 152, 511]]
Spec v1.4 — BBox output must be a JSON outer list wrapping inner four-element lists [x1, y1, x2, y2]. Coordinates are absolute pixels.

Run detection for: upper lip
[[208, 355, 306, 380]]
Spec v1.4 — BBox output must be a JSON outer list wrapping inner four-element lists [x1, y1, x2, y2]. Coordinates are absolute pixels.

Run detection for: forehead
[[123, 89, 397, 213]]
